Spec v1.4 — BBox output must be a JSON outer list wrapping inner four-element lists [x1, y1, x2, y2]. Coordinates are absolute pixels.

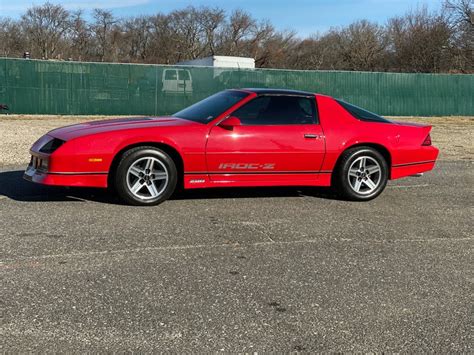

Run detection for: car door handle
[[304, 134, 320, 139]]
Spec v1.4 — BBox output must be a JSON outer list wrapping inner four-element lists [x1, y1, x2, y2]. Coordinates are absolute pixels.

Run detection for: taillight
[[422, 134, 432, 146]]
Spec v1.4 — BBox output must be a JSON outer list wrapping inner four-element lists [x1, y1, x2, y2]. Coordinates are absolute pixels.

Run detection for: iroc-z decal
[[218, 163, 276, 170]]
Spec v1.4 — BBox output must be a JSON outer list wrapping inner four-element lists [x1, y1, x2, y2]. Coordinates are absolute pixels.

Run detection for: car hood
[[49, 116, 197, 141]]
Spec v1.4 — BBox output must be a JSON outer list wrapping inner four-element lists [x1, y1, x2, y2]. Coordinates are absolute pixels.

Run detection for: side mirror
[[219, 116, 241, 130]]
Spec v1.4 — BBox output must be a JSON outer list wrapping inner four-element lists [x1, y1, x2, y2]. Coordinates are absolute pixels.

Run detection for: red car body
[[24, 89, 439, 192]]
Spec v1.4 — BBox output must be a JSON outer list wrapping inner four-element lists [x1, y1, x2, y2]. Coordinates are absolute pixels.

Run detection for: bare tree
[[123, 16, 153, 62], [91, 9, 119, 62], [147, 14, 175, 64], [197, 7, 225, 56], [444, 0, 473, 27], [220, 10, 255, 55], [387, 8, 453, 72], [288, 32, 345, 70], [0, 18, 26, 57], [443, 0, 473, 71], [247, 20, 277, 66], [20, 2, 71, 59], [0, 2, 472, 72], [167, 7, 205, 61], [69, 11, 91, 61], [251, 24, 295, 68], [333, 20, 387, 71]]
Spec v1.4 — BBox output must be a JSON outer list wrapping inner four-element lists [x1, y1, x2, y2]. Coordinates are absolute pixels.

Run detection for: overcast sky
[[1, 0, 443, 36]]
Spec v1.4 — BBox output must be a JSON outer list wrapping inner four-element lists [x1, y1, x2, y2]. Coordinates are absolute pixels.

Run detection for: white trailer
[[177, 56, 255, 69], [163, 56, 257, 94]]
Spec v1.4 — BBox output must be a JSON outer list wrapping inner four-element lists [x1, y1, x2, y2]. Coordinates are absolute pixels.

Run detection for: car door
[[162, 69, 177, 92], [177, 69, 192, 93], [206, 95, 326, 184]]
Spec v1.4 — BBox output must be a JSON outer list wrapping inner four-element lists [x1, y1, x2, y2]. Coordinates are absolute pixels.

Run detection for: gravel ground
[[0, 115, 472, 167], [1, 160, 473, 352]]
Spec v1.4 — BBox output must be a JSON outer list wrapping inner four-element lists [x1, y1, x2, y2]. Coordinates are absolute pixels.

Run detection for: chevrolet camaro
[[24, 89, 439, 205]]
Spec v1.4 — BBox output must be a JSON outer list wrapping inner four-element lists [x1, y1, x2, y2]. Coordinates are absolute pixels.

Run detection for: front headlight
[[39, 138, 65, 154]]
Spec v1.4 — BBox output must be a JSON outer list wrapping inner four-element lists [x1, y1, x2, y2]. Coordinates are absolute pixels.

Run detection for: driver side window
[[232, 95, 317, 125]]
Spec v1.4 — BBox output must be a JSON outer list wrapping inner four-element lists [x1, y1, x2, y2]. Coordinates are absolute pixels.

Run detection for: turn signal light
[[422, 134, 432, 146]]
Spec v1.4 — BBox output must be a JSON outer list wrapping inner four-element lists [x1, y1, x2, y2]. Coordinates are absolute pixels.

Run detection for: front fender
[[48, 131, 182, 174]]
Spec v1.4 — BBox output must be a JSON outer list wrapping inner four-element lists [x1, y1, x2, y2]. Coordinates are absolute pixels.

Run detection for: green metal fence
[[0, 57, 473, 116]]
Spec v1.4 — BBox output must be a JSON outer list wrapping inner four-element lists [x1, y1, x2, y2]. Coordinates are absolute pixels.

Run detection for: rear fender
[[391, 124, 436, 166]]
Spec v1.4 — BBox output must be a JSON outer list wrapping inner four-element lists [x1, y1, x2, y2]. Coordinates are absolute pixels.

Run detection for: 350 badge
[[218, 163, 276, 170]]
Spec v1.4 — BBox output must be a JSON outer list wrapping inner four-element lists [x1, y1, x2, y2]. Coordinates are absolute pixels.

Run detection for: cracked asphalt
[[1, 160, 473, 352]]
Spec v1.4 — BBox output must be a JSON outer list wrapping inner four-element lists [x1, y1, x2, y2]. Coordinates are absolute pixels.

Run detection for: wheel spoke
[[147, 182, 159, 197], [129, 166, 143, 177], [353, 179, 363, 192], [364, 177, 377, 190], [145, 158, 154, 171], [151, 171, 167, 180], [359, 157, 366, 169], [367, 165, 380, 175], [349, 168, 359, 177], [130, 180, 144, 194]]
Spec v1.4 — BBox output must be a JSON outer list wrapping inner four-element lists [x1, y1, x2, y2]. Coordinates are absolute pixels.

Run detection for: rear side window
[[232, 95, 318, 125], [336, 99, 392, 123], [178, 70, 190, 80]]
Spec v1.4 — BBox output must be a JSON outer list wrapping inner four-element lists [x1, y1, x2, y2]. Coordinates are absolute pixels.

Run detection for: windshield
[[336, 99, 392, 123], [173, 90, 249, 123]]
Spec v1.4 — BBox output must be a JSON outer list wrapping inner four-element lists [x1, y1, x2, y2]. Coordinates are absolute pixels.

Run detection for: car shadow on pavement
[[0, 170, 118, 204], [172, 185, 339, 201], [0, 169, 341, 204]]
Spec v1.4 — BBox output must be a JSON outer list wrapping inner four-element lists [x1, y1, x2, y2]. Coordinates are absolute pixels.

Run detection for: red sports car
[[24, 89, 439, 205]]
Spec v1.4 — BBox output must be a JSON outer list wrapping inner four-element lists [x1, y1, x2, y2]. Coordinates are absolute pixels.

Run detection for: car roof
[[242, 88, 316, 97]]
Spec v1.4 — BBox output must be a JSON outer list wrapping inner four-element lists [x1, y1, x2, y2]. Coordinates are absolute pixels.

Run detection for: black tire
[[113, 146, 177, 206], [334, 146, 388, 201]]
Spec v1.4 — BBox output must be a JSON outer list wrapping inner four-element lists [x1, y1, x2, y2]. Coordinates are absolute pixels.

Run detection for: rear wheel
[[114, 147, 177, 206], [335, 147, 388, 201]]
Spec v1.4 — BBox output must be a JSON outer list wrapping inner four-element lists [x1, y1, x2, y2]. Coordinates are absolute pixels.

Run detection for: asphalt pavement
[[1, 160, 473, 352]]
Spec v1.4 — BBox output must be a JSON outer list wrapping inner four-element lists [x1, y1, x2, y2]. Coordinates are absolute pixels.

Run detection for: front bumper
[[23, 164, 108, 188], [25, 134, 110, 188]]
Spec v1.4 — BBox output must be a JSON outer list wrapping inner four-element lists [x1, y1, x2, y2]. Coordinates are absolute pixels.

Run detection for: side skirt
[[183, 172, 332, 189]]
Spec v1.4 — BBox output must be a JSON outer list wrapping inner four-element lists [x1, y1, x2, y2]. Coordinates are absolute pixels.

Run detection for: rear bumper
[[391, 160, 437, 180], [23, 165, 108, 188], [391, 145, 439, 180]]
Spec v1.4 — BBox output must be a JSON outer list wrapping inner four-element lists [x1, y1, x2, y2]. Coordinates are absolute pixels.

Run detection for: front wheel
[[334, 147, 388, 201], [114, 147, 177, 206]]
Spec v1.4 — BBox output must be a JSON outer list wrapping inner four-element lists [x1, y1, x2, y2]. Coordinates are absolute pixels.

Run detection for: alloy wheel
[[347, 156, 382, 195], [126, 157, 169, 200]]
